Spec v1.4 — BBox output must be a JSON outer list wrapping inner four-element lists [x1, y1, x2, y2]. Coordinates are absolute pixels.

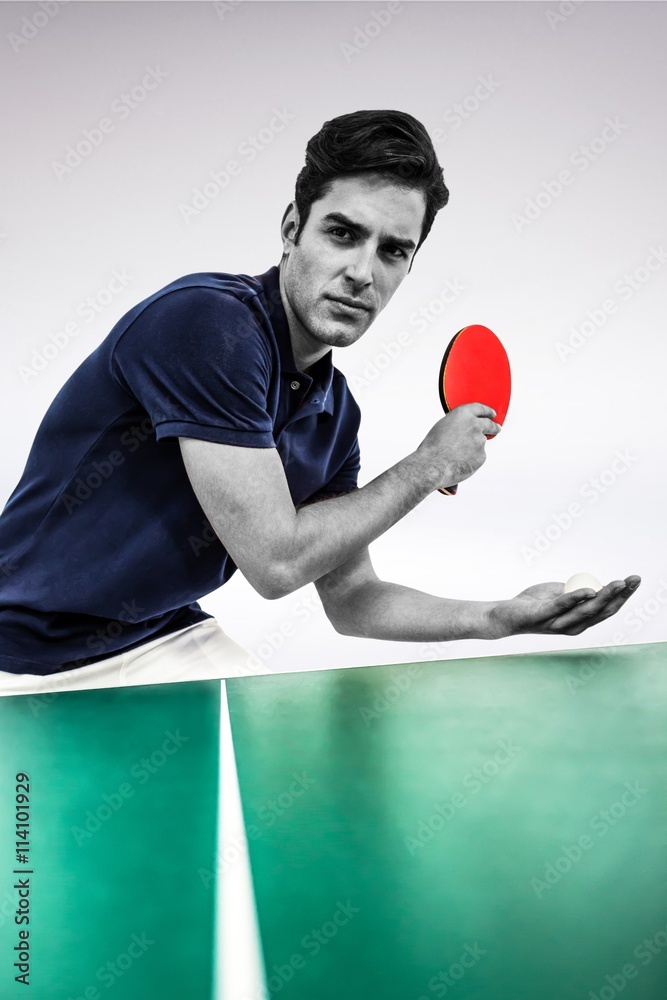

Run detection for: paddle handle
[[437, 428, 500, 496]]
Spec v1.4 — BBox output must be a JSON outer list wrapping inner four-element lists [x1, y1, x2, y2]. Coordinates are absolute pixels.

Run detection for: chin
[[313, 311, 372, 347], [317, 325, 365, 348]]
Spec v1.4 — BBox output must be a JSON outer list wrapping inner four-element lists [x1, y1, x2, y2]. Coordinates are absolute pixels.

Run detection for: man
[[0, 110, 640, 689]]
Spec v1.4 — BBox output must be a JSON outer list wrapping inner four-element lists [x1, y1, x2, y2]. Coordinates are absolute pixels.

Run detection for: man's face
[[280, 173, 426, 351]]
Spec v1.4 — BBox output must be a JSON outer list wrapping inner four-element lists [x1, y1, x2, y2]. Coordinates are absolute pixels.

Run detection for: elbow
[[250, 560, 299, 601], [322, 601, 364, 637], [329, 617, 356, 637], [316, 580, 375, 637], [331, 617, 366, 638]]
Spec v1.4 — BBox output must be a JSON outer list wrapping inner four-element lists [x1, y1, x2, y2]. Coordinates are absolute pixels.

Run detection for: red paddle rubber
[[438, 325, 511, 496]]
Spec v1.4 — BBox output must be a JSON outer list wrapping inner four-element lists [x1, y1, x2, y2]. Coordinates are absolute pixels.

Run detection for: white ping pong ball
[[564, 573, 603, 594]]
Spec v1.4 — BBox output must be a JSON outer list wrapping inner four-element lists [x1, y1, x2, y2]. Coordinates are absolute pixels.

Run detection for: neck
[[278, 261, 330, 374]]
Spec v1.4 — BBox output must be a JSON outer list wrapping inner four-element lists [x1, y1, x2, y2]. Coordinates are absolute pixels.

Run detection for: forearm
[[282, 451, 441, 593], [327, 578, 504, 642]]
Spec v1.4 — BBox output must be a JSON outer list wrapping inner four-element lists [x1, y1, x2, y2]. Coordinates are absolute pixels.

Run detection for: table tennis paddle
[[437, 324, 511, 495]]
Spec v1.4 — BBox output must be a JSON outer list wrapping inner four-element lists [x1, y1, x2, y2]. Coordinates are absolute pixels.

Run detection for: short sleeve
[[299, 435, 361, 506], [111, 287, 276, 447]]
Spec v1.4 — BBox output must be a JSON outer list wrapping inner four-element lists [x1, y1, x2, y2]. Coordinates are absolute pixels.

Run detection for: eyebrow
[[320, 211, 417, 252]]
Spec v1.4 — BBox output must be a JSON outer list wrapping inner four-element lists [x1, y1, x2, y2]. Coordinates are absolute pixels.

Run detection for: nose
[[344, 244, 374, 289]]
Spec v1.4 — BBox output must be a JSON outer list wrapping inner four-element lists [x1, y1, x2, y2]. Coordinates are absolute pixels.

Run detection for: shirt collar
[[253, 264, 335, 416]]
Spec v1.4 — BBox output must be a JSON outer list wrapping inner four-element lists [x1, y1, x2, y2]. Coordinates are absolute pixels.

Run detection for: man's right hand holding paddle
[[415, 402, 503, 492]]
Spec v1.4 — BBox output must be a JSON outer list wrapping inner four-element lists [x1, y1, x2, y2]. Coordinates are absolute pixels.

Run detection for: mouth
[[325, 296, 372, 314]]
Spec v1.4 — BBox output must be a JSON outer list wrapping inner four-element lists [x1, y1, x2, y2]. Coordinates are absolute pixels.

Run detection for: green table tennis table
[[1, 640, 666, 999]]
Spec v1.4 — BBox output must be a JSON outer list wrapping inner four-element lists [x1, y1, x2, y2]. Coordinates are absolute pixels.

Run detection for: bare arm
[[315, 545, 642, 641], [178, 403, 499, 599]]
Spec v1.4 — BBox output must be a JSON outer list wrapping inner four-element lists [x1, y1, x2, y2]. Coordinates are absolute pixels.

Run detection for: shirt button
[[290, 380, 300, 390]]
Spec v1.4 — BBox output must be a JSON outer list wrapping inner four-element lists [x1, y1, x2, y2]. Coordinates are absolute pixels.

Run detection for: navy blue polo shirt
[[0, 265, 361, 675]]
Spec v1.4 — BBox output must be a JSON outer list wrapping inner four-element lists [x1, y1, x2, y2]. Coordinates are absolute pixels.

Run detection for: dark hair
[[288, 110, 449, 260]]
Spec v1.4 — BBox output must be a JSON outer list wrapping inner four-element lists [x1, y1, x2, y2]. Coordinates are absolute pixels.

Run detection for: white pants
[[0, 618, 260, 697]]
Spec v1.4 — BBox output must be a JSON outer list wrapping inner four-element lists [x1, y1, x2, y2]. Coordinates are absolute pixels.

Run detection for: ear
[[280, 201, 300, 255]]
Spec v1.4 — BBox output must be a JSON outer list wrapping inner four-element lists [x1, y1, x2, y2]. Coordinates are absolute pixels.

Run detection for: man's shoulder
[[141, 270, 266, 312], [107, 268, 279, 346], [119, 266, 285, 337]]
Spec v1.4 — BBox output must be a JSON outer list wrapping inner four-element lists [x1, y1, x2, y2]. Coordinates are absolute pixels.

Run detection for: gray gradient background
[[1, 0, 666, 674]]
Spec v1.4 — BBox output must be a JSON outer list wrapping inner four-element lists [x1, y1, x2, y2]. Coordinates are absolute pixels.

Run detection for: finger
[[587, 579, 642, 619], [540, 582, 619, 628], [466, 403, 497, 419], [548, 580, 636, 631], [527, 596, 597, 634], [481, 419, 502, 437], [595, 589, 636, 619], [542, 588, 599, 617], [539, 577, 641, 634]]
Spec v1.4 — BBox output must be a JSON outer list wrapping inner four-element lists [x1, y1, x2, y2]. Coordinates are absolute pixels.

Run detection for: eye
[[328, 227, 354, 241], [383, 245, 408, 261]]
